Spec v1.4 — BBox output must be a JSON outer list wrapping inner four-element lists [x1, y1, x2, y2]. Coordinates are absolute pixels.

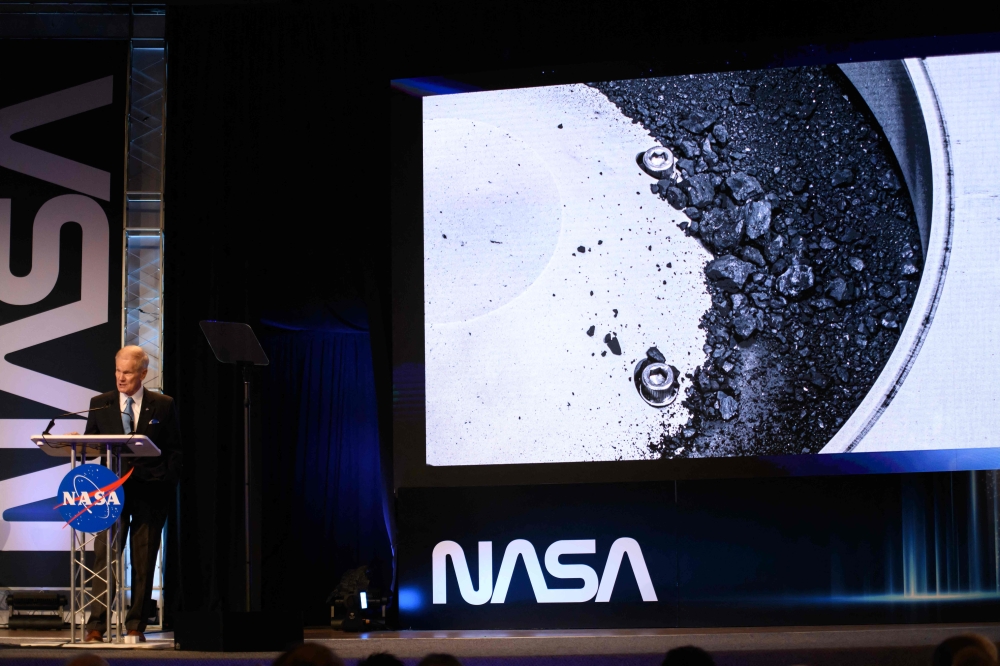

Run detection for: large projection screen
[[394, 50, 1000, 484]]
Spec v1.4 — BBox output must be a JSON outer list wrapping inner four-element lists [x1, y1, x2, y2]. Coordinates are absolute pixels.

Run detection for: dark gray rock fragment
[[603, 333, 622, 355], [740, 246, 766, 267], [646, 346, 666, 364], [791, 101, 818, 119], [777, 264, 815, 298], [764, 234, 785, 263], [848, 257, 865, 271], [726, 172, 764, 202], [665, 186, 687, 210], [683, 207, 702, 221], [712, 124, 729, 144], [826, 277, 849, 302], [586, 325, 595, 337], [678, 138, 700, 158], [682, 173, 716, 209], [831, 168, 854, 187], [718, 392, 739, 420], [741, 200, 772, 240], [878, 169, 901, 192], [733, 313, 757, 339], [841, 228, 862, 243], [812, 297, 834, 310], [808, 369, 828, 388], [788, 235, 807, 256], [680, 111, 717, 134], [700, 208, 744, 252], [705, 255, 755, 293]]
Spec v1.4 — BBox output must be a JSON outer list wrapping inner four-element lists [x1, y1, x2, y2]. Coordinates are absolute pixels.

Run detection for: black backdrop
[[158, 0, 1000, 627], [163, 2, 389, 624], [387, 2, 1000, 83]]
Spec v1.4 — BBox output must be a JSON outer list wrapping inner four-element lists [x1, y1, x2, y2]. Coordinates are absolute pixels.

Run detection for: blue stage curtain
[[259, 319, 392, 620]]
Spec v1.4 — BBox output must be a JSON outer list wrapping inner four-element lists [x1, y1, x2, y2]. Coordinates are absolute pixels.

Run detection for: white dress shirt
[[120, 385, 144, 432]]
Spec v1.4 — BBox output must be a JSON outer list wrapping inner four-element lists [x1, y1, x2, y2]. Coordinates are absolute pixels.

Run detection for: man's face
[[115, 355, 147, 396]]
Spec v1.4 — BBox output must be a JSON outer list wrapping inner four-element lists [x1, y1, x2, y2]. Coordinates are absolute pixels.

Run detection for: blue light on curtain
[[259, 305, 392, 614]]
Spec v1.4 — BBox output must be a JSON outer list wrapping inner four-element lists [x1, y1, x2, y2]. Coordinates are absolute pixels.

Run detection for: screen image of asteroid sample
[[423, 53, 1000, 469], [421, 52, 1000, 467], [422, 66, 923, 464], [591, 66, 924, 458]]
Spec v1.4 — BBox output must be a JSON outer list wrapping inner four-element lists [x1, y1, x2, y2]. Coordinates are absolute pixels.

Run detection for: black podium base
[[174, 611, 303, 652]]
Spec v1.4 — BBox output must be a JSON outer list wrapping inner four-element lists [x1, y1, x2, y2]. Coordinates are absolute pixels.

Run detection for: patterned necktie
[[122, 396, 134, 434]]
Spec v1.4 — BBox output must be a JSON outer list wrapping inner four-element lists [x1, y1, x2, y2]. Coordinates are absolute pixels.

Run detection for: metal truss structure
[[68, 447, 126, 643], [120, 5, 168, 635]]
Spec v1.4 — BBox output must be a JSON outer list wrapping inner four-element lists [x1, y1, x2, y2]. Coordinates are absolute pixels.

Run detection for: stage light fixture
[[327, 564, 390, 632], [7, 592, 67, 630]]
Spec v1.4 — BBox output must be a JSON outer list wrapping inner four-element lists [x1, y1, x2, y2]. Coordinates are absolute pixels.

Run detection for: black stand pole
[[177, 322, 303, 652], [197, 321, 269, 611], [242, 362, 252, 612]]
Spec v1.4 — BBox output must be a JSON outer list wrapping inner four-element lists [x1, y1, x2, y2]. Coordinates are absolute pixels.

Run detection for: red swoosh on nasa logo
[[56, 467, 134, 528]]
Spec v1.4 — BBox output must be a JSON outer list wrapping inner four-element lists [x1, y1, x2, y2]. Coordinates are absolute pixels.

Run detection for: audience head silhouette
[[417, 654, 464, 666], [359, 654, 405, 666], [273, 643, 344, 666], [662, 645, 715, 666], [933, 634, 999, 666], [66, 655, 111, 666]]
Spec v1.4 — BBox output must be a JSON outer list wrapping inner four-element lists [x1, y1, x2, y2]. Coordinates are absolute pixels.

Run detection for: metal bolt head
[[634, 359, 680, 408], [643, 363, 673, 389], [642, 146, 675, 179]]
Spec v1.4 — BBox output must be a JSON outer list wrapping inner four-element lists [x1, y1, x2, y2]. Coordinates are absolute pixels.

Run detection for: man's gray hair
[[116, 345, 149, 370]]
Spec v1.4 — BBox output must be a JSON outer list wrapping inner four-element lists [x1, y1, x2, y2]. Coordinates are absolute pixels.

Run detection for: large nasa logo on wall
[[0, 75, 116, 412], [0, 40, 127, 575]]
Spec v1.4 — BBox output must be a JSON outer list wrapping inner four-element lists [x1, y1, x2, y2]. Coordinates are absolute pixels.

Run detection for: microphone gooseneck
[[41, 403, 114, 436]]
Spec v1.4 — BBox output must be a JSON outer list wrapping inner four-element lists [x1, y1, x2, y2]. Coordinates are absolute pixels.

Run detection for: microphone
[[41, 402, 113, 436]]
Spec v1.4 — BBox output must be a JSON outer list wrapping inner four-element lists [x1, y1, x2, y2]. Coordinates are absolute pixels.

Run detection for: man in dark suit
[[82, 345, 182, 643]]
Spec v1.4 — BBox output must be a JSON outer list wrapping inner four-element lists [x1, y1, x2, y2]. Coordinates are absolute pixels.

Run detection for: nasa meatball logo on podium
[[56, 464, 130, 533]]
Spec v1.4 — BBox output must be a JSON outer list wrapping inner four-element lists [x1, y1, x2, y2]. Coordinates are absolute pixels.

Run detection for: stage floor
[[308, 623, 1000, 659], [0, 623, 999, 663]]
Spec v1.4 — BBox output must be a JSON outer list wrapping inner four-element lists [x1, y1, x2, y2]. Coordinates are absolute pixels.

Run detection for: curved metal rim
[[821, 59, 954, 453]]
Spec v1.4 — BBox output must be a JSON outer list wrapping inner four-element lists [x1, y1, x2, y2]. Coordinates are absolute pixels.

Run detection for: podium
[[33, 434, 160, 645]]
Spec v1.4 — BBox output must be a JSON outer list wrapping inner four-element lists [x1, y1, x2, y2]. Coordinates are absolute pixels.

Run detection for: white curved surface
[[424, 118, 563, 323], [843, 53, 1000, 453]]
